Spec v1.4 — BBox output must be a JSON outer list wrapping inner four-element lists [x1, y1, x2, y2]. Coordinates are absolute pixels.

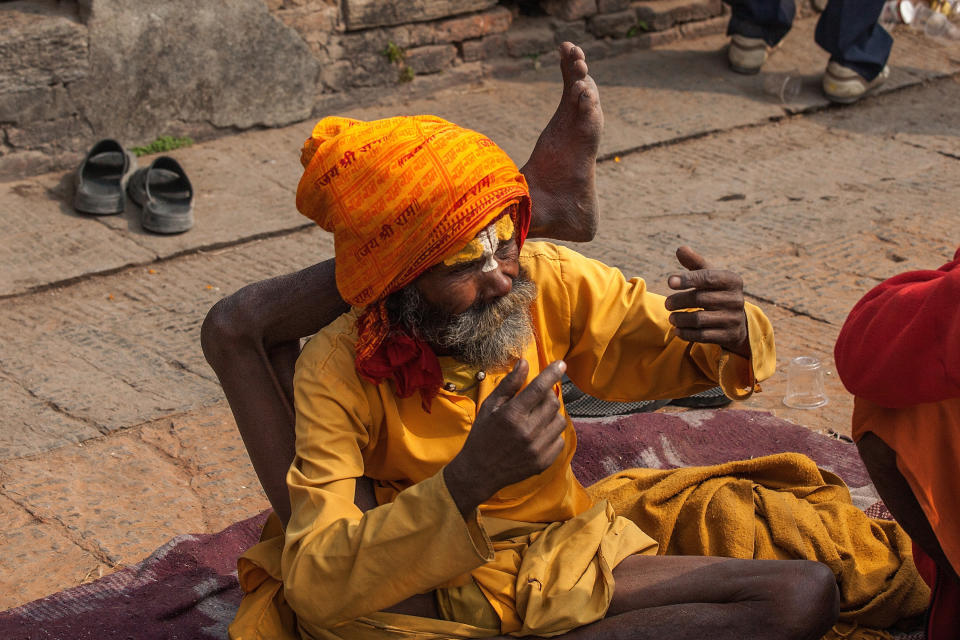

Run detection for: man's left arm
[[540, 243, 774, 402], [663, 246, 775, 400]]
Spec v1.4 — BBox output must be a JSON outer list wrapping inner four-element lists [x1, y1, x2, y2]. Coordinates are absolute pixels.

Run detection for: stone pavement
[[1, 17, 959, 612]]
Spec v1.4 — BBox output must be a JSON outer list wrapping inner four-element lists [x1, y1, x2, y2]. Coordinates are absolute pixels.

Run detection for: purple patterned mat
[[0, 410, 920, 639]]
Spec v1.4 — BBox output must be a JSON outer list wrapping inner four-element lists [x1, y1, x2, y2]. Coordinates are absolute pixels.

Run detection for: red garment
[[834, 247, 960, 408], [836, 246, 960, 640]]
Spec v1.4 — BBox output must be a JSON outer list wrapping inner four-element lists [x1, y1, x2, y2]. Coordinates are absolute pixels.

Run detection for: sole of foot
[[523, 42, 603, 242]]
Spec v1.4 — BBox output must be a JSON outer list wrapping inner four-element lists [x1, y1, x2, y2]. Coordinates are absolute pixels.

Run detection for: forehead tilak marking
[[477, 225, 500, 273]]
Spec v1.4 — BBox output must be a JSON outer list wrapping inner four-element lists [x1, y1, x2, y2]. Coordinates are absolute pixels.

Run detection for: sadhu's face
[[415, 234, 520, 315]]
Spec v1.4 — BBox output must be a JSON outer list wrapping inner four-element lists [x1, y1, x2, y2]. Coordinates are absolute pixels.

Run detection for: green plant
[[383, 41, 406, 64], [132, 135, 194, 157], [626, 20, 650, 37], [398, 66, 415, 83]]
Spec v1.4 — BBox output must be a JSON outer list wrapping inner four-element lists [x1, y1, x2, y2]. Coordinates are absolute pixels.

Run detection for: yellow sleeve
[[526, 243, 775, 402], [281, 319, 494, 630]]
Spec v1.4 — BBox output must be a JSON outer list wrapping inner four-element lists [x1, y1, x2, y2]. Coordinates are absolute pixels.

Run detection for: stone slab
[[0, 515, 103, 612], [93, 126, 311, 258], [543, 0, 598, 22], [0, 177, 156, 297], [0, 373, 101, 460], [138, 405, 269, 533], [72, 0, 317, 148], [633, 0, 724, 33], [0, 227, 335, 455], [0, 1, 87, 97], [0, 404, 266, 610], [0, 433, 207, 565], [810, 73, 960, 161], [342, 0, 498, 30], [3, 15, 959, 297]]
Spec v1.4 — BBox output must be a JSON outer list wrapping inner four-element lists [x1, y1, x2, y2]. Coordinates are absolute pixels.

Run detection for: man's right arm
[[281, 337, 494, 631], [835, 248, 960, 408]]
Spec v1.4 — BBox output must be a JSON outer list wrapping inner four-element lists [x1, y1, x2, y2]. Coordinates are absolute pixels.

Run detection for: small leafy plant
[[627, 20, 650, 37], [383, 41, 415, 83], [383, 41, 406, 64], [132, 136, 194, 157]]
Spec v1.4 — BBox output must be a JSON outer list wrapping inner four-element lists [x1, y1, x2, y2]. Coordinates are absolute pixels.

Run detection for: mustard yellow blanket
[[589, 452, 929, 639]]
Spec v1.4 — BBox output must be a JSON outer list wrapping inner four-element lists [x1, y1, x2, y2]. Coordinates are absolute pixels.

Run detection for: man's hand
[[444, 360, 568, 517], [665, 246, 751, 359]]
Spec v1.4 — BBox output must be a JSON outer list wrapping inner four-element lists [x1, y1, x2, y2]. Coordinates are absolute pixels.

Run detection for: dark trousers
[[725, 0, 892, 80]]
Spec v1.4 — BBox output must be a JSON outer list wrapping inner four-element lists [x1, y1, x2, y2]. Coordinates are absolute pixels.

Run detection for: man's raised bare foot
[[522, 42, 603, 242]]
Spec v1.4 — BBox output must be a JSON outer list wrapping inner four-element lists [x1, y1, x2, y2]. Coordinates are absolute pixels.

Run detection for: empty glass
[[783, 356, 829, 409], [762, 73, 803, 104]]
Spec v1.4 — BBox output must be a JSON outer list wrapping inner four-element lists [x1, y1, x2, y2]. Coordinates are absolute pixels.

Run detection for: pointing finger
[[482, 359, 528, 413], [513, 360, 566, 411]]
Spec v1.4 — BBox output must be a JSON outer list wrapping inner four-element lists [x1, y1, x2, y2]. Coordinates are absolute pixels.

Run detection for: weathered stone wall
[[0, 0, 731, 180]]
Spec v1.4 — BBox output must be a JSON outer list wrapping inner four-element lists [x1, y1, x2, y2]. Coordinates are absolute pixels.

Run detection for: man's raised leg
[[524, 42, 602, 242], [201, 260, 350, 524]]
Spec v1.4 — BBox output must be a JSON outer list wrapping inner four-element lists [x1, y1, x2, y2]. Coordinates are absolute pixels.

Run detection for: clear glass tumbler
[[783, 356, 829, 409]]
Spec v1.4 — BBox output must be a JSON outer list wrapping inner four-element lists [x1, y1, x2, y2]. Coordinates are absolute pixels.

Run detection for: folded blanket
[[589, 452, 929, 639]]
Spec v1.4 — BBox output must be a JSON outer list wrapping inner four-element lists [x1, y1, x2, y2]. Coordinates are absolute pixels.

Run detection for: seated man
[[835, 247, 960, 640], [221, 120, 928, 640], [207, 48, 926, 640], [202, 43, 604, 525]]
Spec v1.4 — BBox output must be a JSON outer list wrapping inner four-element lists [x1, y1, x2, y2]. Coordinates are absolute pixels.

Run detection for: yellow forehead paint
[[442, 214, 514, 271]]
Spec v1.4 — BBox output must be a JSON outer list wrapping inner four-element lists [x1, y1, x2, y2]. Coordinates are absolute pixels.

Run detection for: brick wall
[[0, 0, 732, 179], [267, 0, 730, 95]]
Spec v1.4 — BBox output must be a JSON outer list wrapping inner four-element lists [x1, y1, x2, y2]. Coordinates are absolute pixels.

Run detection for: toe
[[571, 58, 588, 80], [559, 42, 575, 85]]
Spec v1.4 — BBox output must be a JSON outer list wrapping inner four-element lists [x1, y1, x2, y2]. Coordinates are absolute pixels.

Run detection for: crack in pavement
[[137, 422, 212, 533], [0, 365, 109, 436], [0, 483, 121, 567], [743, 290, 834, 326], [0, 221, 315, 303]]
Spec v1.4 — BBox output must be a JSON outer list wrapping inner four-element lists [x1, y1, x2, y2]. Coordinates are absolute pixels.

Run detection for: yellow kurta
[[230, 242, 775, 640]]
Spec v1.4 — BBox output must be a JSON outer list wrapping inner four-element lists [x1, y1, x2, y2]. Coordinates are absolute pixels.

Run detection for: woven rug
[[0, 409, 923, 639]]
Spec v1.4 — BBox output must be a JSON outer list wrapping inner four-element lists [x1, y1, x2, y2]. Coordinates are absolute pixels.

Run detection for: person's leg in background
[[816, 0, 893, 102], [724, 0, 796, 73]]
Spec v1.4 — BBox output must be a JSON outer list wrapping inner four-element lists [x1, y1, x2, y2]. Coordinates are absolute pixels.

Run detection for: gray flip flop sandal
[[74, 139, 137, 215], [127, 156, 194, 234], [560, 375, 670, 418]]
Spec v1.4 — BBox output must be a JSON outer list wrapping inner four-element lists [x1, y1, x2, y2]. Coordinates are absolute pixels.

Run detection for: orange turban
[[297, 115, 531, 407]]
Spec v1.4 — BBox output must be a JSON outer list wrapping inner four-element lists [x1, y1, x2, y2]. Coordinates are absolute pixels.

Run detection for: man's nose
[[479, 263, 513, 303]]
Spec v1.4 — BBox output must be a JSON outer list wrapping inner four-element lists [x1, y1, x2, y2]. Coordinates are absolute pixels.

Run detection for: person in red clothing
[[835, 246, 960, 640]]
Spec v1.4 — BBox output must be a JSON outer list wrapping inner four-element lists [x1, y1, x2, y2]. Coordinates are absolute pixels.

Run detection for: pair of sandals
[[73, 139, 194, 234]]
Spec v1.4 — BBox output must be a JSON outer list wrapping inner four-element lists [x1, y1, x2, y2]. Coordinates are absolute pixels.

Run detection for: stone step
[[632, 0, 725, 33], [0, 1, 89, 176]]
